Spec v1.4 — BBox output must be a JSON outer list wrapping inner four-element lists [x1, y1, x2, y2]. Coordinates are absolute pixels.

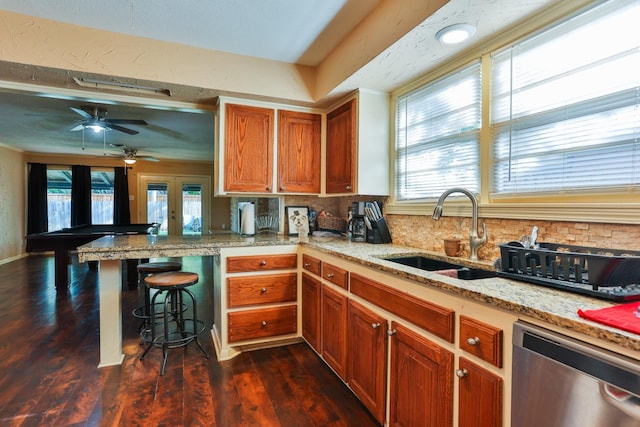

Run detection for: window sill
[[385, 202, 640, 224]]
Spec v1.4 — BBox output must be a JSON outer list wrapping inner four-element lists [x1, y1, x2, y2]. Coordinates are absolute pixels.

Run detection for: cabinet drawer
[[227, 254, 297, 273], [350, 272, 455, 342], [322, 262, 349, 289], [228, 305, 297, 343], [227, 273, 297, 308], [302, 254, 321, 276], [459, 315, 503, 368]]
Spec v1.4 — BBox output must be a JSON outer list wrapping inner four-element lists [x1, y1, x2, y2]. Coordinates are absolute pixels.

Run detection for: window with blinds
[[491, 0, 640, 196], [395, 61, 481, 200]]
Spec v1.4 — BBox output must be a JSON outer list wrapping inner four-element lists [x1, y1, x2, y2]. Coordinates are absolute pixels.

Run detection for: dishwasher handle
[[600, 382, 640, 421]]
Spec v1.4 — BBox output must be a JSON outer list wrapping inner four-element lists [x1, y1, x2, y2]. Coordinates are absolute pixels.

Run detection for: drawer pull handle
[[467, 337, 481, 346], [304, 263, 311, 267], [261, 321, 267, 327], [261, 287, 267, 293], [371, 322, 381, 329], [260, 260, 267, 266], [326, 273, 335, 279], [455, 368, 469, 378], [387, 329, 397, 336]]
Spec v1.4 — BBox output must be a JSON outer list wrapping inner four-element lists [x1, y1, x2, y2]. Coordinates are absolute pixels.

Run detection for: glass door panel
[[146, 183, 169, 235], [182, 183, 202, 235]]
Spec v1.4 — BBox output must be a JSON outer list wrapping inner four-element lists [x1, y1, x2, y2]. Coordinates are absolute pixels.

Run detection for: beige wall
[[0, 145, 26, 263]]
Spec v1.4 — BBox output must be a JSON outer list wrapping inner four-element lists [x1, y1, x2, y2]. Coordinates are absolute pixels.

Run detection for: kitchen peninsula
[[77, 233, 640, 369]]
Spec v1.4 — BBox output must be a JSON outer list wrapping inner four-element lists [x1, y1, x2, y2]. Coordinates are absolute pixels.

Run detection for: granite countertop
[[76, 233, 640, 353]]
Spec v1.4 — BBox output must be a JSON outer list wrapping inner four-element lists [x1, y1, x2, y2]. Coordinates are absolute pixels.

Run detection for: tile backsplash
[[386, 214, 640, 262]]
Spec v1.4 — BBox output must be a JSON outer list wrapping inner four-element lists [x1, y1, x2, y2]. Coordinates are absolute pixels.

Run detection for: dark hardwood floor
[[0, 255, 378, 426]]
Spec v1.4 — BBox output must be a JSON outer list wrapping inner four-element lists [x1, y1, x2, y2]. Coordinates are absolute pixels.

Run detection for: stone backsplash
[[386, 214, 640, 262]]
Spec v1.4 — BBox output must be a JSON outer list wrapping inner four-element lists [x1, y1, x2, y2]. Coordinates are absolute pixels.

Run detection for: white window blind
[[395, 61, 481, 200], [491, 0, 640, 196]]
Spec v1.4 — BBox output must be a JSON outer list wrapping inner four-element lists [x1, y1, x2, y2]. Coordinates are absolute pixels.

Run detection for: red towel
[[577, 302, 640, 335]]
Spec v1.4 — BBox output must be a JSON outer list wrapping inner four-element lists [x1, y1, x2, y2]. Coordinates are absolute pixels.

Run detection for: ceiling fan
[[109, 144, 159, 164], [70, 105, 148, 135]]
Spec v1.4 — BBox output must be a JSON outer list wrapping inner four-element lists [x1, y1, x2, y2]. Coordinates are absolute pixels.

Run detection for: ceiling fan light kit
[[70, 105, 148, 135]]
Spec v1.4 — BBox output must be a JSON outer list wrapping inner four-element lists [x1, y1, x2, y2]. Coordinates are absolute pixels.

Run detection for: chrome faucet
[[432, 187, 487, 261]]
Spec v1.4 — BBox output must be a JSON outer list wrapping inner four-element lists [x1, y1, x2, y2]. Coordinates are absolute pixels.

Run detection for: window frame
[[386, 0, 640, 224]]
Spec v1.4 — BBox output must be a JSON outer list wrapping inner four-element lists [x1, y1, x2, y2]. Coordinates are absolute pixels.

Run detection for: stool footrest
[[140, 319, 206, 348]]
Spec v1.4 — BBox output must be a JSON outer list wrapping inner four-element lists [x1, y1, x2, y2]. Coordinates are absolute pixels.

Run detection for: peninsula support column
[[98, 259, 125, 367]]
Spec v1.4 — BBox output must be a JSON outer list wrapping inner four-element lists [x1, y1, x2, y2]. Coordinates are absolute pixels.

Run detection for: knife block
[[367, 218, 392, 244]]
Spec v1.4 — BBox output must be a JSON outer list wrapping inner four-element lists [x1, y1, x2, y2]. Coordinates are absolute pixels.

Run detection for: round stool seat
[[137, 261, 182, 274], [144, 271, 199, 289]]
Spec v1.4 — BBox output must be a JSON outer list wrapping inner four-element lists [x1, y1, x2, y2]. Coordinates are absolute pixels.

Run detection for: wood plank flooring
[[0, 255, 378, 426]]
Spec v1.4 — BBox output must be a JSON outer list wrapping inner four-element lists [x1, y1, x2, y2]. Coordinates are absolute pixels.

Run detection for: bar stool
[[140, 271, 209, 375], [132, 261, 182, 331]]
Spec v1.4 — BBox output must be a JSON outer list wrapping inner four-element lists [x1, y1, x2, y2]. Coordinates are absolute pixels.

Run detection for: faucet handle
[[480, 222, 488, 243]]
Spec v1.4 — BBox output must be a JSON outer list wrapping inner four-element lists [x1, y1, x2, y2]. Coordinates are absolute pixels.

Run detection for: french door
[[139, 175, 210, 236]]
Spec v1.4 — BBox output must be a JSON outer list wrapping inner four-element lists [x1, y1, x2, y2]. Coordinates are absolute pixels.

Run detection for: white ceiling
[[0, 0, 556, 163]]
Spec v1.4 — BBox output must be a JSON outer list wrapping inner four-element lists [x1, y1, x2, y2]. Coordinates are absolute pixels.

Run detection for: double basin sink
[[383, 255, 497, 281]]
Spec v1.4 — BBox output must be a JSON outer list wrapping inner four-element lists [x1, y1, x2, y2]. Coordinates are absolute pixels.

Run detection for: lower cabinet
[[389, 322, 454, 427], [347, 300, 387, 425], [301, 272, 322, 353], [321, 284, 348, 380], [299, 248, 509, 426], [457, 357, 503, 427]]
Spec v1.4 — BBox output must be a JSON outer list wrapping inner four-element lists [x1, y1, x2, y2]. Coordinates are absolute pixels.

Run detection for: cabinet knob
[[326, 273, 335, 279], [266, 186, 272, 191], [387, 329, 397, 336], [346, 185, 352, 191], [466, 337, 481, 346], [279, 185, 285, 191], [303, 263, 311, 267], [261, 321, 267, 327], [261, 287, 267, 293], [260, 260, 267, 266], [455, 368, 469, 378], [371, 322, 381, 329]]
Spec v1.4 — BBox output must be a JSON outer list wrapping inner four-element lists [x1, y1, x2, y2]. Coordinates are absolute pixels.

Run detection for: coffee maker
[[350, 202, 366, 242]]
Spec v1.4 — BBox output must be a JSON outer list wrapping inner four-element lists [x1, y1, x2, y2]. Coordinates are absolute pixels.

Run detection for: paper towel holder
[[239, 202, 256, 236]]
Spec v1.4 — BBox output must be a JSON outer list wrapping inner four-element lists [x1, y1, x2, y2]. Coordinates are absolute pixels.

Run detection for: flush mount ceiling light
[[435, 24, 476, 44]]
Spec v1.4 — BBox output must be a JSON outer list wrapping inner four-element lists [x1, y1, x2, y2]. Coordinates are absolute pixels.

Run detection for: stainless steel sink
[[384, 255, 496, 280]]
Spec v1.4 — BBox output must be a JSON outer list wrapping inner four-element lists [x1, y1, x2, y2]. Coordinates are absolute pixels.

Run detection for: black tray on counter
[[498, 242, 640, 301]]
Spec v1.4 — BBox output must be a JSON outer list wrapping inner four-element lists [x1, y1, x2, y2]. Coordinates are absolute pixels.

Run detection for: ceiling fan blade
[[109, 124, 139, 135], [70, 107, 93, 119], [137, 156, 160, 162], [70, 124, 85, 131], [106, 119, 148, 125]]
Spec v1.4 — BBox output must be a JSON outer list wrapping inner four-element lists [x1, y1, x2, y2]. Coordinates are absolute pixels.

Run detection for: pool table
[[26, 223, 159, 293]]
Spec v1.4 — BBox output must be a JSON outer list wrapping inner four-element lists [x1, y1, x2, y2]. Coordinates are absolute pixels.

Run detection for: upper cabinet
[[278, 110, 321, 194], [223, 103, 274, 193], [326, 99, 356, 194], [325, 90, 390, 196], [215, 91, 389, 196]]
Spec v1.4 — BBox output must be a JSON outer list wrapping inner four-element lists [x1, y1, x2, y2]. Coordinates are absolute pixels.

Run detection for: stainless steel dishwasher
[[512, 322, 640, 427]]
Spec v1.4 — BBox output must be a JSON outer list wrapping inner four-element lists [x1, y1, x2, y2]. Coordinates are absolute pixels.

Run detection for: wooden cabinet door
[[347, 300, 387, 425], [458, 357, 503, 427], [321, 284, 348, 380], [325, 99, 356, 194], [301, 272, 322, 353], [277, 110, 321, 193], [224, 103, 274, 193], [389, 322, 453, 427]]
